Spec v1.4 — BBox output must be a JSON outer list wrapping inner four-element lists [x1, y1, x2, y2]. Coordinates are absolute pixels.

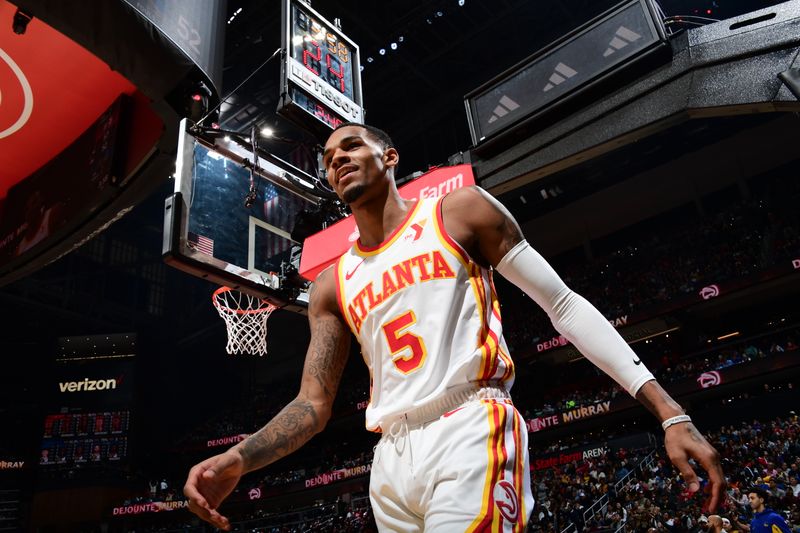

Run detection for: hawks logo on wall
[[0, 0, 135, 194], [0, 45, 33, 141]]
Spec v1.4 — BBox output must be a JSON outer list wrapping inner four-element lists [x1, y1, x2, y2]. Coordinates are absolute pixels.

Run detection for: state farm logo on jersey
[[493, 479, 519, 522], [696, 370, 722, 389], [0, 47, 34, 139]]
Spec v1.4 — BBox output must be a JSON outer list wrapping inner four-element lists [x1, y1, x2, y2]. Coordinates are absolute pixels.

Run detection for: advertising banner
[[207, 434, 248, 448], [304, 464, 371, 489], [50, 360, 135, 408], [0, 460, 25, 470], [526, 352, 799, 433], [529, 261, 800, 359], [246, 463, 372, 501], [531, 444, 608, 471], [527, 401, 612, 433], [111, 500, 188, 516]]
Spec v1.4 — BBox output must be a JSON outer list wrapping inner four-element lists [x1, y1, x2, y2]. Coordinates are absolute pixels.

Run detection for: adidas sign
[[603, 26, 642, 57], [487, 95, 521, 124], [543, 63, 578, 92]]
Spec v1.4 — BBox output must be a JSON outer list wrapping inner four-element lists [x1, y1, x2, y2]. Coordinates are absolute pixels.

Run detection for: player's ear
[[383, 147, 399, 170]]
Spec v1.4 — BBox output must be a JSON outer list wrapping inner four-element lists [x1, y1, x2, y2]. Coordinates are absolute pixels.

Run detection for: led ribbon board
[[279, 0, 363, 134], [465, 0, 667, 144]]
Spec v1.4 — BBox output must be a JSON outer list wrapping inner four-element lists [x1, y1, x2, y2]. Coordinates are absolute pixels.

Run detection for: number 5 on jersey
[[382, 311, 427, 374]]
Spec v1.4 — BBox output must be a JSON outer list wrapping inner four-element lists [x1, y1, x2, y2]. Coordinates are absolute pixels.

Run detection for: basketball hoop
[[212, 287, 278, 355]]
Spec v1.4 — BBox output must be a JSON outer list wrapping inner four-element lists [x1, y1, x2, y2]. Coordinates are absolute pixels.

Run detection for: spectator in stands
[[731, 487, 792, 532], [708, 514, 726, 532], [722, 516, 733, 532]]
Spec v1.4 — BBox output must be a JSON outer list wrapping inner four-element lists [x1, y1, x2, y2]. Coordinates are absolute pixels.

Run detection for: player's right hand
[[183, 449, 245, 531], [663, 421, 725, 512]]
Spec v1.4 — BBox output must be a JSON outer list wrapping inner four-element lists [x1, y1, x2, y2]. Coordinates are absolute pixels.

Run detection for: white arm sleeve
[[495, 240, 655, 396]]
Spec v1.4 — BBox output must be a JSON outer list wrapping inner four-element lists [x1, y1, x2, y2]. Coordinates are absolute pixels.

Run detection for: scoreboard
[[278, 0, 364, 135]]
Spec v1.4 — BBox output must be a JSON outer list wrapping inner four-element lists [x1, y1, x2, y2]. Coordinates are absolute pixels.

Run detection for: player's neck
[[351, 189, 414, 248]]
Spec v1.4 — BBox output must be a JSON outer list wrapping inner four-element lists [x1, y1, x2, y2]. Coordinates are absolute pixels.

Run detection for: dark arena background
[[1, 0, 799, 531]]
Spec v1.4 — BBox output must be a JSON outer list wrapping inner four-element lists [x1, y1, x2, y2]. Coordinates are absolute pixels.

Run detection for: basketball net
[[212, 287, 277, 355]]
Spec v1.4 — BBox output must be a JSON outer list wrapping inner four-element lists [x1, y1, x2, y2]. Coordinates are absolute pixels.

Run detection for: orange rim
[[212, 286, 278, 316]]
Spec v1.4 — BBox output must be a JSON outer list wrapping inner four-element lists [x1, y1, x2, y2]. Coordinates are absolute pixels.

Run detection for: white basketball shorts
[[369, 388, 534, 532]]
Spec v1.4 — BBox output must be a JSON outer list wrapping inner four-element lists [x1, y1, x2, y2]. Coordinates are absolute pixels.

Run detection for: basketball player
[[183, 123, 725, 531]]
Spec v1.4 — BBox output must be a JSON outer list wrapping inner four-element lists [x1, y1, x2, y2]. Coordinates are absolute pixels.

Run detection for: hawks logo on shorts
[[493, 479, 520, 522], [335, 197, 515, 432]]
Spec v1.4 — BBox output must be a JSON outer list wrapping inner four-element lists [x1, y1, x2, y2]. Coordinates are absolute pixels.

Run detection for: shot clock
[[279, 0, 364, 136]]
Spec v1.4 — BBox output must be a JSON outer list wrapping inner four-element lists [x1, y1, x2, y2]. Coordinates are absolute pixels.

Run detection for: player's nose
[[329, 151, 350, 177]]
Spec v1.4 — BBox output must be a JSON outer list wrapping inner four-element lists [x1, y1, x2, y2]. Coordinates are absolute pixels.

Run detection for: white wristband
[[661, 414, 691, 431]]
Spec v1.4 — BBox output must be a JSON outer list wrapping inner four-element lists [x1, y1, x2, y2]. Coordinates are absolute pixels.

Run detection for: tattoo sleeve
[[304, 313, 351, 401], [236, 268, 350, 473], [237, 398, 320, 472]]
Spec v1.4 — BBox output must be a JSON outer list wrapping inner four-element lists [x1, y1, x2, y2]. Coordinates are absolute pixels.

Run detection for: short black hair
[[333, 122, 394, 151], [748, 487, 769, 501]]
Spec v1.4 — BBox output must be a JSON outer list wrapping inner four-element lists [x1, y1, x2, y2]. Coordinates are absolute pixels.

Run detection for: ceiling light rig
[[227, 7, 243, 25], [361, 1, 467, 70]]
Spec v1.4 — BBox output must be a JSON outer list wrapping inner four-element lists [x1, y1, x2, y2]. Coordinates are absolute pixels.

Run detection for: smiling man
[[183, 123, 725, 531]]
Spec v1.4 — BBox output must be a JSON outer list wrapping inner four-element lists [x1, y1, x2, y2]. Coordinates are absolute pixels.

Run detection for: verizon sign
[[59, 377, 119, 393]]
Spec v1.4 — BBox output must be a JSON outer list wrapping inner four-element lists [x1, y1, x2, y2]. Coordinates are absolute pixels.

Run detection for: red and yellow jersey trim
[[434, 195, 471, 264], [354, 200, 422, 257], [433, 195, 508, 384], [511, 405, 526, 532], [468, 400, 527, 533]]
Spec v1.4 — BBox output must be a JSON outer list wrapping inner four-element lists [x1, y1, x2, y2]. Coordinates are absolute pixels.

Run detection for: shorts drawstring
[[378, 383, 511, 478], [387, 415, 414, 476]]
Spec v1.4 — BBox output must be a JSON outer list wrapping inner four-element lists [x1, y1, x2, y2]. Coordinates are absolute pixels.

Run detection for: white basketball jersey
[[334, 196, 514, 432]]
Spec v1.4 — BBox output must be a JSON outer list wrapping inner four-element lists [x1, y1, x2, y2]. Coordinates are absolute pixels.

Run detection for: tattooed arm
[[183, 267, 350, 530], [232, 266, 350, 471]]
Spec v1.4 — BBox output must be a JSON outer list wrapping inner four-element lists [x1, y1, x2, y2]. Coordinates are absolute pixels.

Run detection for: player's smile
[[336, 164, 358, 186]]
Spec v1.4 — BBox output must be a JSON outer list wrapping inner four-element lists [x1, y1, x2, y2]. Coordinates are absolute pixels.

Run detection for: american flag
[[188, 232, 214, 256], [261, 183, 301, 259]]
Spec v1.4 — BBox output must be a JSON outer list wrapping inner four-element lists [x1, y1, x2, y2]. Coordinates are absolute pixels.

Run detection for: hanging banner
[[111, 500, 188, 516], [526, 352, 799, 433]]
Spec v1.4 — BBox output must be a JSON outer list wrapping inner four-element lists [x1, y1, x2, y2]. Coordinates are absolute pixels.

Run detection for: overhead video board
[[278, 0, 363, 135]]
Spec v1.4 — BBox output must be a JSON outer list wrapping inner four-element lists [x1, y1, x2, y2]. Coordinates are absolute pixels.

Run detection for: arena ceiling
[[216, 0, 783, 175]]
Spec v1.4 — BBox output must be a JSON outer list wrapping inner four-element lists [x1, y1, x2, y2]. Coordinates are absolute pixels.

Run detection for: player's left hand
[[663, 421, 726, 512]]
